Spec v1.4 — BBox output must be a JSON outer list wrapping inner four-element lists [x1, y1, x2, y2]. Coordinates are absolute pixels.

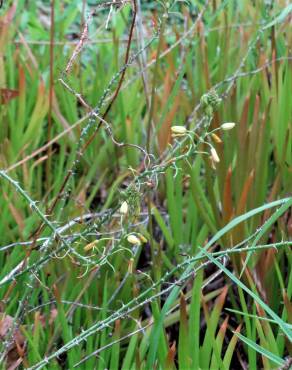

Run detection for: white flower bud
[[137, 233, 147, 243], [120, 201, 128, 215], [210, 147, 220, 163], [127, 234, 141, 245], [171, 126, 187, 135], [221, 122, 236, 131]]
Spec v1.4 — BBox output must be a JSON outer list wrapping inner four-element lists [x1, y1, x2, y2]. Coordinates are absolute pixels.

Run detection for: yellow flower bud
[[211, 133, 222, 143], [137, 233, 147, 243], [84, 238, 112, 251], [84, 240, 98, 252]]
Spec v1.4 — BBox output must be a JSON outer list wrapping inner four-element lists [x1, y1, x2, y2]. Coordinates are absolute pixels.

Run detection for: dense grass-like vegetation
[[0, 1, 291, 369]]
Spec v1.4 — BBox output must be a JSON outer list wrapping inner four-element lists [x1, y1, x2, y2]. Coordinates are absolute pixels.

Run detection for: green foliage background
[[0, 1, 291, 369]]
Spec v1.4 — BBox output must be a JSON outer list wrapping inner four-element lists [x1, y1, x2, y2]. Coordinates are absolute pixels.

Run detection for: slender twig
[[82, 0, 138, 151]]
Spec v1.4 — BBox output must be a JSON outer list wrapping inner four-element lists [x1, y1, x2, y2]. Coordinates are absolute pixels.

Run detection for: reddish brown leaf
[[3, 192, 25, 233], [283, 290, 292, 324], [0, 313, 26, 370], [164, 342, 176, 370], [18, 65, 25, 95], [236, 169, 255, 215], [0, 89, 19, 104], [238, 95, 250, 152]]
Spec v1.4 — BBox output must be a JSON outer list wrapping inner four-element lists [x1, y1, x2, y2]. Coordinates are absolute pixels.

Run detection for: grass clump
[[0, 1, 291, 369]]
